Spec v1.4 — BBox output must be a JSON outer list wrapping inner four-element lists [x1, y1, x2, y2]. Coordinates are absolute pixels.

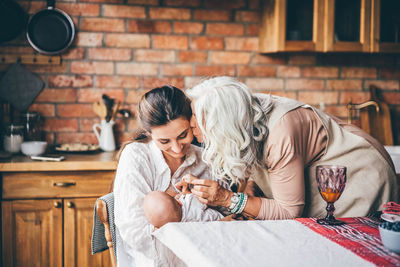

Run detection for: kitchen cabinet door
[[64, 198, 112, 267], [2, 199, 63, 267]]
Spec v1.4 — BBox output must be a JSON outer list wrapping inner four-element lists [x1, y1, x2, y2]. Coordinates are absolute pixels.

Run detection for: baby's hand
[[175, 174, 195, 195]]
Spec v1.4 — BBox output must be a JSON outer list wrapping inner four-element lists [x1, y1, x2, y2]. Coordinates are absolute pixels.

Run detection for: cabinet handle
[[67, 202, 74, 208], [53, 182, 76, 187], [54, 201, 61, 208]]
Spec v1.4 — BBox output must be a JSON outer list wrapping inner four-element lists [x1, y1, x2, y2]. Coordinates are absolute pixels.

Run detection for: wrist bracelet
[[231, 193, 246, 214], [237, 194, 248, 214]]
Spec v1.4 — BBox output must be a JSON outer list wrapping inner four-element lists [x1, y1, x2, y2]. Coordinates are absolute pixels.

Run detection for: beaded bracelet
[[230, 193, 248, 214], [237, 194, 248, 214]]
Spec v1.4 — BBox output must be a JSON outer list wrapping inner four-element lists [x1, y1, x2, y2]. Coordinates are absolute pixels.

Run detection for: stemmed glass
[[316, 165, 347, 225]]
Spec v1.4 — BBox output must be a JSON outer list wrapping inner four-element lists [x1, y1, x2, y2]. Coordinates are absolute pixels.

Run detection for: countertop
[[0, 152, 118, 172]]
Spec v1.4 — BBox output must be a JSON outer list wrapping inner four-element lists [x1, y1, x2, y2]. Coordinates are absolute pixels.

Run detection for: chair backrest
[[92, 192, 117, 267]]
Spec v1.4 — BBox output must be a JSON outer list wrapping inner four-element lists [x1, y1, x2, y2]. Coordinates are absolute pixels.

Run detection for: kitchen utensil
[[0, 0, 27, 44], [93, 120, 116, 152], [102, 94, 114, 122], [0, 63, 44, 111], [3, 124, 24, 153], [27, 0, 75, 55], [110, 101, 120, 121], [21, 111, 42, 141], [31, 155, 65, 161], [93, 101, 108, 121]]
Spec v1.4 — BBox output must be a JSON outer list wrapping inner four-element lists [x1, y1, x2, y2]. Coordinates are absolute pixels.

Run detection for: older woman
[[185, 76, 398, 220]]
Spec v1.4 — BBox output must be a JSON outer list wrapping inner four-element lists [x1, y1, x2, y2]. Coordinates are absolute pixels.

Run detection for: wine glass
[[316, 165, 347, 225]]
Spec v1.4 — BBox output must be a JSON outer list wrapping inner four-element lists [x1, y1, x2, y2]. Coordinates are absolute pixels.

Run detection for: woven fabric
[[91, 192, 117, 258]]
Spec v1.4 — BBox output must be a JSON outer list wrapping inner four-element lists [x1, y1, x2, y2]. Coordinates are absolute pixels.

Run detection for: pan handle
[[47, 0, 55, 9]]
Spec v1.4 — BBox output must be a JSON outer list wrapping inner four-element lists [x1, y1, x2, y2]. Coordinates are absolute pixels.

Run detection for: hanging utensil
[[110, 101, 120, 122]]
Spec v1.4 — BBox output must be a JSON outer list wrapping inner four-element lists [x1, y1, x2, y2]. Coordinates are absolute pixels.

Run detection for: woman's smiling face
[[150, 116, 194, 160]]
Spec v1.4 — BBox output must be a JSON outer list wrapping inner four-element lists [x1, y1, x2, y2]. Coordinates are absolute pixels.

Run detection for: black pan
[[0, 0, 27, 44], [27, 0, 75, 55]]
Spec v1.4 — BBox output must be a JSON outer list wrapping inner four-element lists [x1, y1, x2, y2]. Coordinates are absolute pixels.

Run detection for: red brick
[[49, 75, 93, 88], [195, 65, 235, 76], [380, 68, 400, 79], [71, 62, 114, 75], [365, 80, 400, 90], [193, 10, 231, 21], [225, 37, 258, 51], [210, 51, 250, 64], [206, 23, 244, 36], [116, 63, 158, 76], [126, 90, 146, 104], [324, 106, 348, 118], [249, 0, 260, 9], [341, 67, 377, 78], [382, 92, 400, 105], [326, 80, 363, 90], [135, 50, 175, 62], [80, 118, 101, 132], [149, 7, 190, 20], [103, 5, 145, 18], [246, 24, 259, 36], [289, 55, 316, 65], [152, 35, 188, 50], [27, 1, 48, 13], [277, 66, 301, 78], [62, 48, 85, 60], [81, 18, 125, 32], [184, 77, 204, 88], [57, 104, 94, 117], [76, 33, 103, 47], [78, 88, 124, 102], [142, 77, 185, 90], [286, 79, 325, 90], [339, 92, 370, 104], [302, 67, 339, 78], [80, 0, 124, 3], [57, 132, 98, 144], [237, 66, 276, 77], [245, 78, 284, 90], [178, 51, 208, 63], [43, 119, 78, 132], [235, 11, 260, 22], [174, 22, 204, 34], [88, 48, 132, 61], [164, 0, 201, 6], [128, 21, 172, 33], [298, 92, 339, 105], [205, 0, 246, 9], [105, 34, 150, 48], [36, 89, 76, 103], [190, 36, 223, 50], [252, 54, 286, 64], [259, 91, 297, 99], [25, 63, 68, 74], [162, 64, 193, 76], [127, 0, 158, 4], [57, 3, 100, 16], [97, 76, 140, 88], [28, 104, 55, 117]]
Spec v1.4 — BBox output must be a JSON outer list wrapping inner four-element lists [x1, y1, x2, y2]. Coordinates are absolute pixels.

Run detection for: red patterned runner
[[295, 217, 400, 267]]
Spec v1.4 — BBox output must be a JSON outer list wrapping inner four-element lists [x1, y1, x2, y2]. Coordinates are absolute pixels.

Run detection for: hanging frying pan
[[27, 0, 75, 55], [0, 0, 27, 44]]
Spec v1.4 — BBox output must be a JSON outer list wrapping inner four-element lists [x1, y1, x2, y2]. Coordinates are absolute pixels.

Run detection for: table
[[153, 217, 400, 267]]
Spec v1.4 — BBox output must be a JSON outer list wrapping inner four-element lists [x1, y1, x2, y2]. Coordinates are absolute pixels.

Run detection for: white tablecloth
[[153, 220, 374, 267]]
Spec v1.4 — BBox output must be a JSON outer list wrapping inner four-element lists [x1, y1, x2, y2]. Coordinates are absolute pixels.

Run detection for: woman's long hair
[[186, 76, 272, 186]]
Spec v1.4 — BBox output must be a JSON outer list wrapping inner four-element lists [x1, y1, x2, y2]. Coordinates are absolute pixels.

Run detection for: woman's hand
[[186, 174, 233, 207]]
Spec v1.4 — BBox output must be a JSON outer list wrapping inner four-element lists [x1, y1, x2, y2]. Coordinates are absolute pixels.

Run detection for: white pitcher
[[93, 120, 116, 152]]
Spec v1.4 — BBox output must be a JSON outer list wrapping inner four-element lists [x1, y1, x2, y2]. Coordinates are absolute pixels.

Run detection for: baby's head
[[143, 191, 182, 228]]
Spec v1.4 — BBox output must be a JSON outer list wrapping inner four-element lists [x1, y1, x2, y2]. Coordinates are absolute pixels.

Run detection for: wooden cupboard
[[0, 153, 117, 267], [259, 0, 400, 53]]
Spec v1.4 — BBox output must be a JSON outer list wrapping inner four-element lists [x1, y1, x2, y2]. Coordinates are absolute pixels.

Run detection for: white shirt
[[180, 194, 223, 222], [114, 141, 214, 267]]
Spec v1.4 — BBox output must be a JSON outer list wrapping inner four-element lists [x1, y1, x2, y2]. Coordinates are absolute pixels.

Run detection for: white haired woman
[[182, 76, 398, 220]]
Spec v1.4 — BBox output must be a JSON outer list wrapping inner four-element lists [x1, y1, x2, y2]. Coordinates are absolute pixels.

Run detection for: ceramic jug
[[93, 120, 116, 152]]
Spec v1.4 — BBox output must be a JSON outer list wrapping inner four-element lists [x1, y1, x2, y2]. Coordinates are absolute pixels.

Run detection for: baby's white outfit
[[179, 194, 223, 222]]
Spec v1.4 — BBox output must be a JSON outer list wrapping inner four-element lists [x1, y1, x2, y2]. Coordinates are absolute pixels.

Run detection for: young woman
[[113, 86, 216, 267], [185, 76, 398, 220]]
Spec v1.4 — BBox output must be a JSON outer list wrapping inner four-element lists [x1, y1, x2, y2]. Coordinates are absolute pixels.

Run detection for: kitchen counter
[[0, 152, 118, 172]]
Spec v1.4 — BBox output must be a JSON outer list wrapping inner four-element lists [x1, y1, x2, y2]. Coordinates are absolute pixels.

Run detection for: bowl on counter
[[379, 222, 400, 254], [20, 141, 47, 156]]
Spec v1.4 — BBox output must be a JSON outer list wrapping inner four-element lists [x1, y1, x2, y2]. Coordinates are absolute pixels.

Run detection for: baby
[[143, 176, 223, 228]]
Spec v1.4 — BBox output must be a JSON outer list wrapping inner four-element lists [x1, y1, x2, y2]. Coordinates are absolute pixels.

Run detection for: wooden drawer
[[1, 171, 114, 199]]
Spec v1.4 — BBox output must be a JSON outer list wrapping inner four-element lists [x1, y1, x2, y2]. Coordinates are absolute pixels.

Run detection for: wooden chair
[[347, 85, 394, 145], [96, 199, 117, 267]]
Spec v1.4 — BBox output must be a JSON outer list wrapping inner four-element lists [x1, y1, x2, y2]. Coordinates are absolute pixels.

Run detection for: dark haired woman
[[113, 86, 215, 267]]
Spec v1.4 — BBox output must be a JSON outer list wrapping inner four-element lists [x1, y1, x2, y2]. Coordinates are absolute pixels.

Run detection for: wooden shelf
[[0, 54, 61, 65]]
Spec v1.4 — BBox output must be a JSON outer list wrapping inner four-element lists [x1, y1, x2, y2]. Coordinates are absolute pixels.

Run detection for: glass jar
[[3, 124, 24, 153], [20, 111, 41, 141]]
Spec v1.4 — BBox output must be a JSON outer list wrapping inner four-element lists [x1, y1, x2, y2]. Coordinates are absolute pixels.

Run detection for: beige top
[[256, 104, 397, 220]]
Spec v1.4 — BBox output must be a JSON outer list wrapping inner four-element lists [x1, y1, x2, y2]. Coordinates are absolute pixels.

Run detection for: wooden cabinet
[[1, 154, 116, 267], [259, 0, 400, 53]]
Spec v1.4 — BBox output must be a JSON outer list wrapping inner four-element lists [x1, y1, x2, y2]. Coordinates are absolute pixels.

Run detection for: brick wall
[[0, 0, 399, 146]]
